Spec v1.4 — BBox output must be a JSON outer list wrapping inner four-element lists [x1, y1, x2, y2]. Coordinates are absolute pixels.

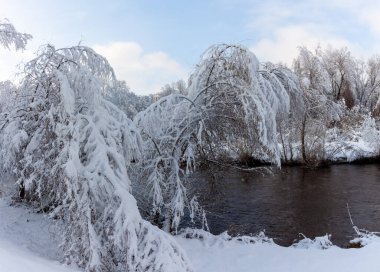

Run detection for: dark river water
[[188, 164, 380, 247]]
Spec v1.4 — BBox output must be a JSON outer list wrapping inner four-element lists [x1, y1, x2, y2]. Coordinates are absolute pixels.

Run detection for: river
[[189, 164, 380, 246]]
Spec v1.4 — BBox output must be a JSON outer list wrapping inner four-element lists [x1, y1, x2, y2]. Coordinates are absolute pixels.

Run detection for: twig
[[346, 203, 360, 235]]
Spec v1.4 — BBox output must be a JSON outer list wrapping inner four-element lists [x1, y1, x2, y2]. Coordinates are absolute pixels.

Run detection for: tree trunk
[[19, 183, 25, 199], [279, 124, 288, 164], [301, 116, 307, 163]]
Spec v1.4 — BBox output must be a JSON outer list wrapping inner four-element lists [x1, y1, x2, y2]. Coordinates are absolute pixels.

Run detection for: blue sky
[[1, 0, 380, 94]]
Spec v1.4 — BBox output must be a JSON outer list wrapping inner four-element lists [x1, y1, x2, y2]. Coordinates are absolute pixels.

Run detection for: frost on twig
[[347, 203, 380, 248]]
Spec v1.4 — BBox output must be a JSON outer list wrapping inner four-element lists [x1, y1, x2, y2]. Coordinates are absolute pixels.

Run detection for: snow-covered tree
[[134, 94, 206, 232], [135, 44, 300, 231], [0, 18, 31, 133], [102, 80, 153, 119], [0, 44, 191, 272], [270, 63, 305, 164], [187, 44, 297, 165], [293, 46, 343, 164], [0, 19, 31, 118], [319, 46, 355, 105], [352, 56, 380, 115], [0, 18, 32, 51], [366, 57, 380, 115], [157, 79, 188, 99], [0, 80, 17, 113]]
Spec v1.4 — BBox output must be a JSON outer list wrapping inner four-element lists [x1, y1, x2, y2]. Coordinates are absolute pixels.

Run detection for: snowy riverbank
[[176, 229, 380, 272], [1, 198, 380, 272], [279, 116, 380, 165]]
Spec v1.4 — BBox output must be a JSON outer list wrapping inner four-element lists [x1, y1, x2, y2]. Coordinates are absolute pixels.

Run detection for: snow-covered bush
[[360, 115, 380, 145], [349, 229, 380, 247], [0, 45, 192, 272], [292, 234, 334, 249], [178, 228, 274, 246]]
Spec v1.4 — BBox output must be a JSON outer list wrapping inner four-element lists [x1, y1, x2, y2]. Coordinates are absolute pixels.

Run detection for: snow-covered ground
[[0, 199, 80, 272], [180, 238, 380, 272], [0, 240, 79, 272], [175, 229, 380, 272], [1, 198, 380, 272]]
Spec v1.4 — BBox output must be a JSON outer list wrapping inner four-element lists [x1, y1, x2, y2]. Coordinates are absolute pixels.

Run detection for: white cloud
[[247, 0, 380, 65], [247, 1, 295, 32], [93, 42, 188, 95], [352, 4, 380, 36], [326, 0, 380, 35], [250, 24, 356, 65]]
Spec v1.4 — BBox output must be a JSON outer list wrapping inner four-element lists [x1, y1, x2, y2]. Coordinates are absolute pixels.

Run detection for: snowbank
[[0, 240, 79, 272], [175, 229, 380, 272], [0, 199, 80, 272]]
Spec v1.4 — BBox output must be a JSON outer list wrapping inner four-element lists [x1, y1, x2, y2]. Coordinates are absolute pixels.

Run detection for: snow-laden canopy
[[134, 44, 302, 232], [0, 45, 192, 272]]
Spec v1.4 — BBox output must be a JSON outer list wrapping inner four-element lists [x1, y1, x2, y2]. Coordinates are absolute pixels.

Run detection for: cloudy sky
[[1, 0, 380, 95]]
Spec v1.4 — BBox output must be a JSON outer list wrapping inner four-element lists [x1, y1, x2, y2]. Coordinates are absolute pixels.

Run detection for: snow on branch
[[134, 44, 301, 233], [0, 45, 192, 271], [0, 18, 32, 51]]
